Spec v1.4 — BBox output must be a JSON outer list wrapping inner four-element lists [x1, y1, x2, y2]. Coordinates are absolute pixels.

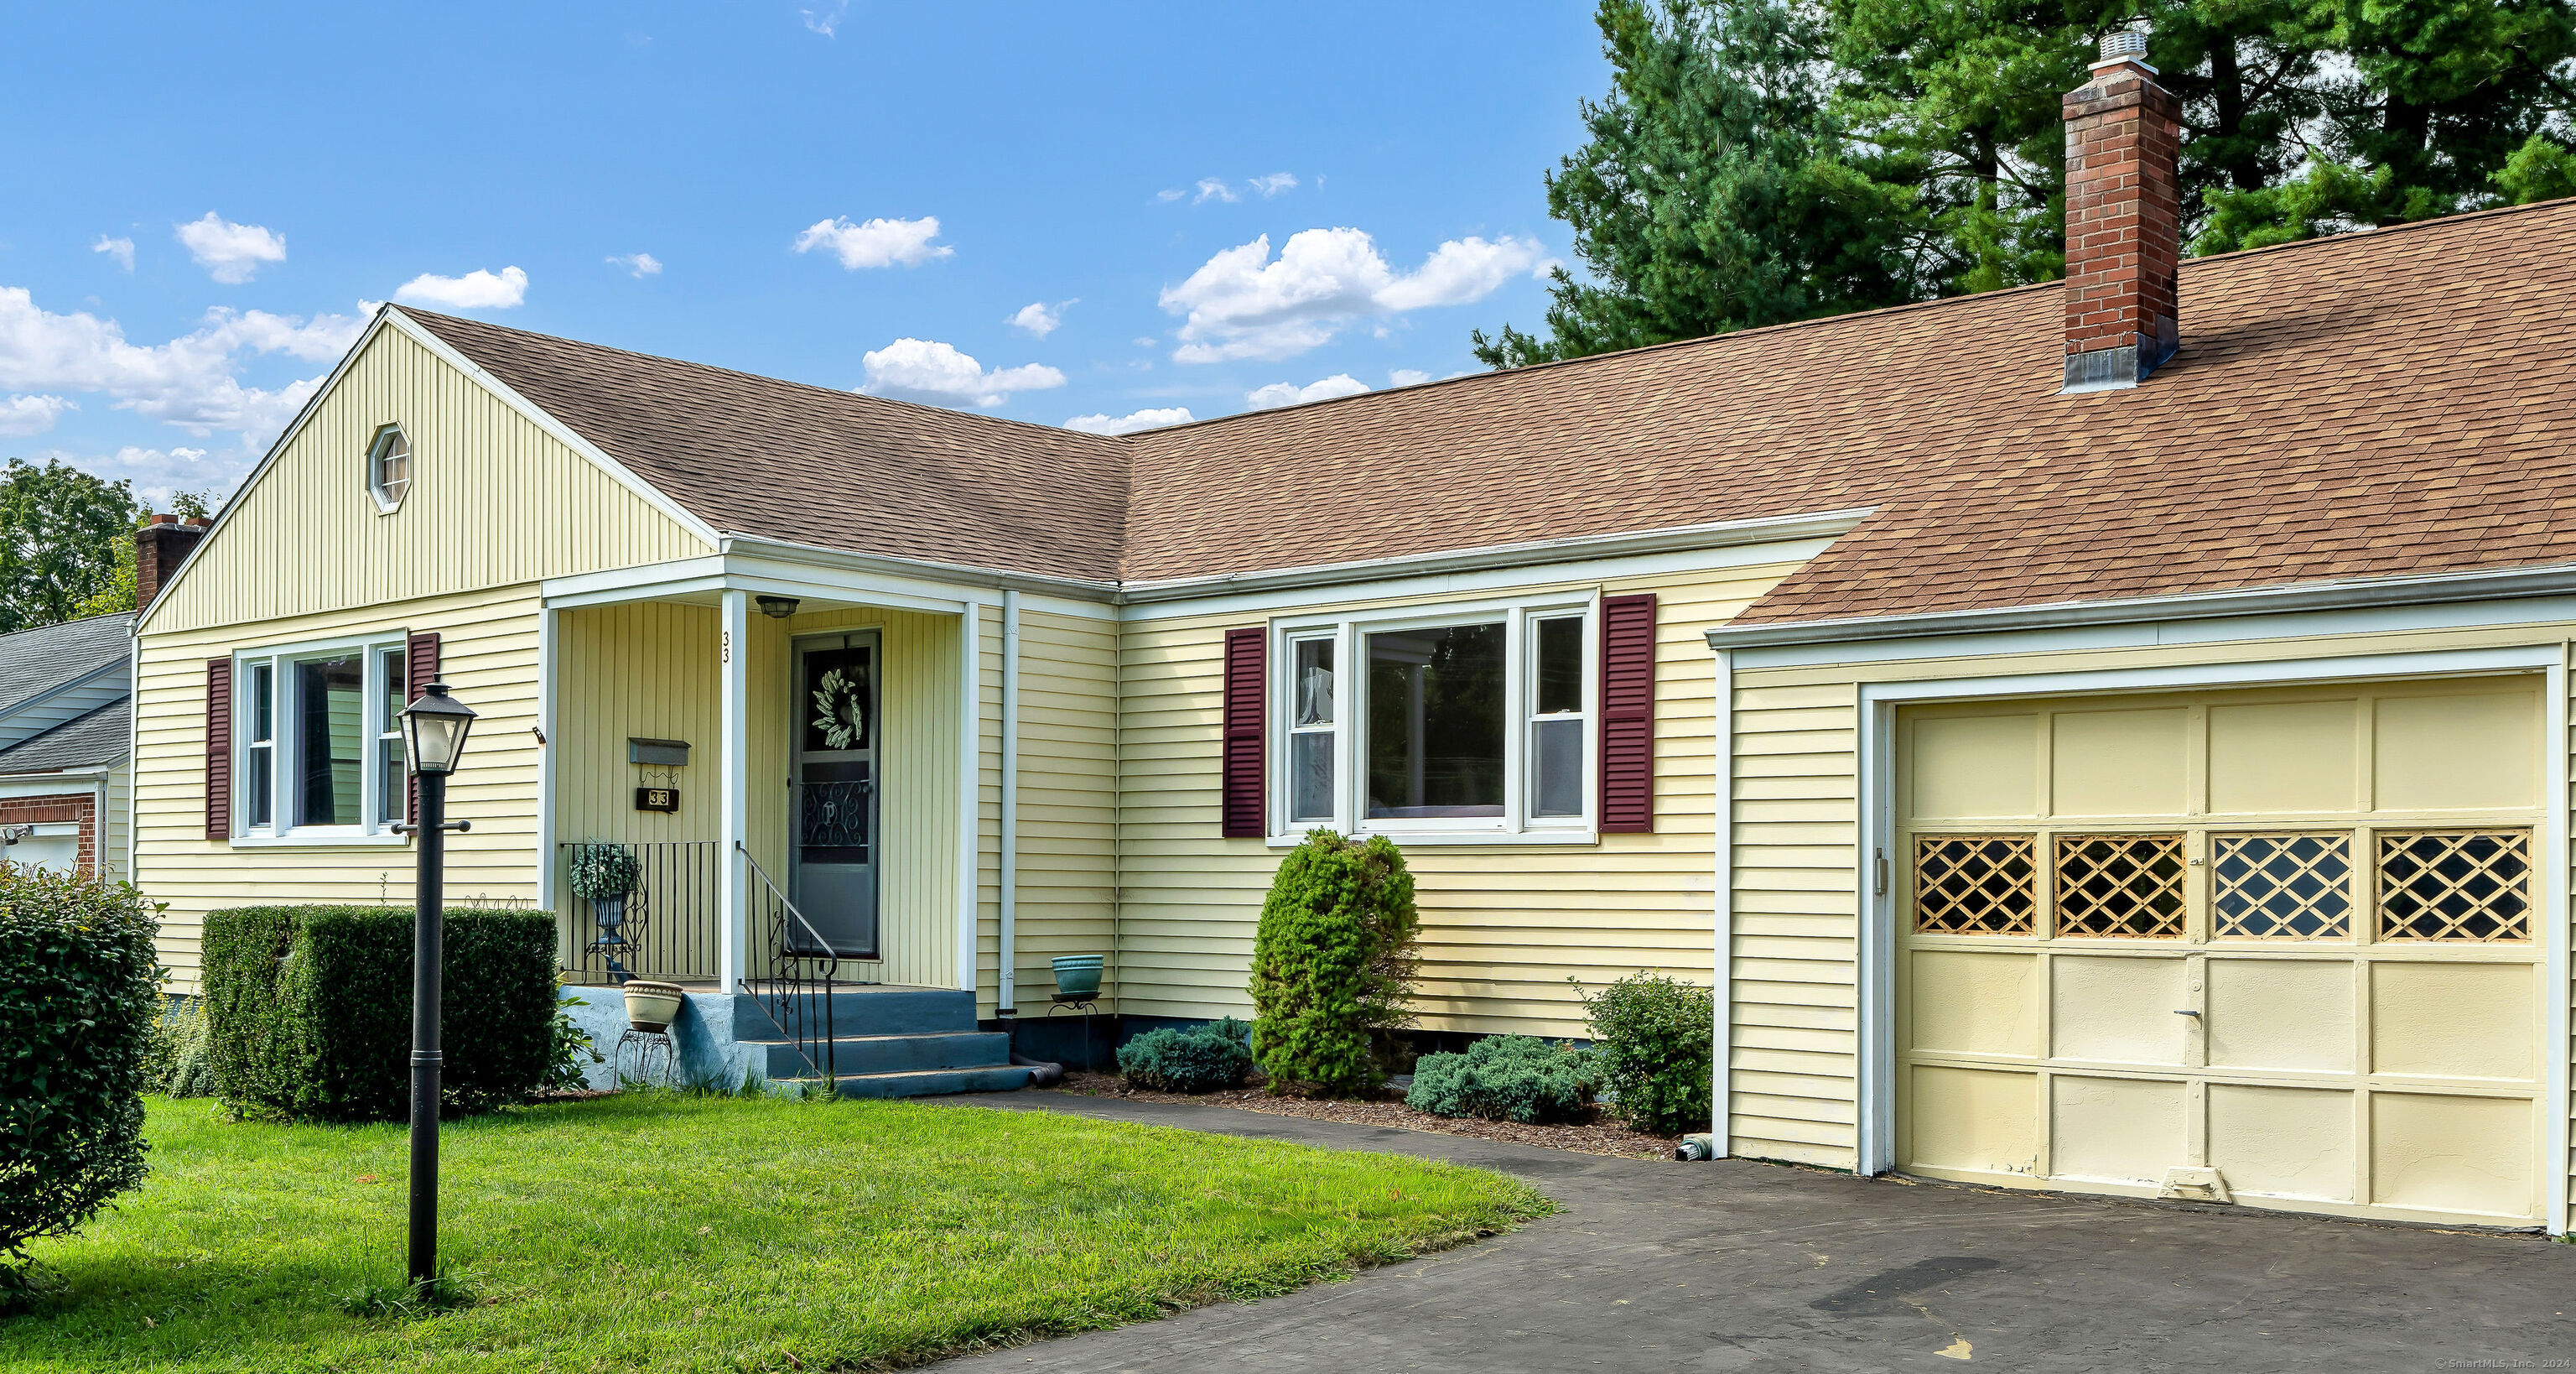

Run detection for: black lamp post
[[399, 682, 475, 1288]]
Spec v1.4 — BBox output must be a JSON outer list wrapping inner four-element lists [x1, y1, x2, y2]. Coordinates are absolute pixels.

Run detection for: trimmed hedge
[[0, 865, 159, 1285], [1406, 1034, 1597, 1125], [1247, 830, 1420, 1097], [202, 906, 557, 1122], [1577, 971, 1714, 1137], [1117, 1017, 1254, 1093]]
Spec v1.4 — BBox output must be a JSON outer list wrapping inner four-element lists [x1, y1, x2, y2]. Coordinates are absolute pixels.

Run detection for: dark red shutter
[[1220, 627, 1267, 838], [405, 631, 440, 825], [1597, 595, 1657, 834], [204, 658, 231, 841]]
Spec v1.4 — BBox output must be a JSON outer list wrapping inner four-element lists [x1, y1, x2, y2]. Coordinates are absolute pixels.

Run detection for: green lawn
[[3, 1094, 1548, 1372]]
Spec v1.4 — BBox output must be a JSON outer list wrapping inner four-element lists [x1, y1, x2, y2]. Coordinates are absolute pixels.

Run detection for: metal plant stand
[[615, 1028, 677, 1087], [1047, 997, 1101, 1072]]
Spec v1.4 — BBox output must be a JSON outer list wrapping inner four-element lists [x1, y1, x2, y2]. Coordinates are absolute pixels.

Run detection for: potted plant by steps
[[621, 979, 688, 1033], [1052, 955, 1104, 1001], [567, 842, 644, 977]]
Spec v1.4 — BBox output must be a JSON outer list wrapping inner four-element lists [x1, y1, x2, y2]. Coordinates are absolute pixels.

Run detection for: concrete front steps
[[732, 986, 1036, 1099]]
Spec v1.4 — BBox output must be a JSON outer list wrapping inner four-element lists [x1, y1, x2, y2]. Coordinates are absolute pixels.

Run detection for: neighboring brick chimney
[[136, 513, 208, 611], [2061, 27, 2183, 393]]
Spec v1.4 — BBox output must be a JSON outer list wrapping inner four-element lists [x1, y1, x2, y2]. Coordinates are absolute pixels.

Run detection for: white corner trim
[[1845, 643, 2571, 1216], [383, 310, 725, 550], [1711, 647, 1733, 1158], [957, 600, 982, 997], [1000, 590, 1021, 1013]]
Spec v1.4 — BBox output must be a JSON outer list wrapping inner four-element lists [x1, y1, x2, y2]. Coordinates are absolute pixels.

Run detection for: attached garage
[[1892, 676, 2548, 1227]]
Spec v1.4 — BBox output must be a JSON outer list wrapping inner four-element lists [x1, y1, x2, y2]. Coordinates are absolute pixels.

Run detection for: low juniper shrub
[[1405, 1034, 1597, 1124], [1576, 971, 1714, 1137], [0, 865, 160, 1293], [1117, 1017, 1254, 1093]]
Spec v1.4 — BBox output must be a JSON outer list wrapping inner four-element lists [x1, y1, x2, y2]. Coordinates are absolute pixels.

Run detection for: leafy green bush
[[1247, 830, 1420, 1097], [1576, 972, 1714, 1136], [202, 906, 557, 1122], [0, 865, 159, 1288], [1117, 1017, 1254, 1093], [565, 843, 641, 901], [545, 988, 604, 1092], [145, 994, 215, 1098], [1406, 1035, 1597, 1124]]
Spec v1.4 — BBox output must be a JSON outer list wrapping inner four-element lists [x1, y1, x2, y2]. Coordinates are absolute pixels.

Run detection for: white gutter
[[999, 589, 1021, 1015], [1706, 558, 2576, 651]]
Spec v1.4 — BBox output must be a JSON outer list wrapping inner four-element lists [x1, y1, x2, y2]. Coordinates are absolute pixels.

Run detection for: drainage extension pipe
[[1675, 1133, 1716, 1162], [1010, 1050, 1063, 1087]]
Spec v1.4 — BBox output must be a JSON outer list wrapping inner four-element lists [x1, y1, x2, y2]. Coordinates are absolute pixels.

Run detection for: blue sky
[[0, 3, 1607, 505]]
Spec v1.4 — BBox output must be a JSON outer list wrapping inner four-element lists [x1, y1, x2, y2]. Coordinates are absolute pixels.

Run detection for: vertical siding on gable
[[144, 325, 709, 637], [1114, 558, 1810, 1036], [1004, 610, 1119, 1009]]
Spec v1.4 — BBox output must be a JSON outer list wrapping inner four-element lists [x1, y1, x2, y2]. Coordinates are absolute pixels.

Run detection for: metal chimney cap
[[2101, 26, 2148, 60]]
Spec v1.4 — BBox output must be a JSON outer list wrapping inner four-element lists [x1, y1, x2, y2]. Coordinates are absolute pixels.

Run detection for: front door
[[792, 632, 880, 959]]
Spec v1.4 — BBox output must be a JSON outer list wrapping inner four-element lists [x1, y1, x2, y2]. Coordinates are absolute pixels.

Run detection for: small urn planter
[[1052, 955, 1104, 1000], [622, 980, 688, 1033]]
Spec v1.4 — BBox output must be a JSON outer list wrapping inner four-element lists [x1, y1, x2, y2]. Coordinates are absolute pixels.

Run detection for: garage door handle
[[2174, 1009, 2201, 1017]]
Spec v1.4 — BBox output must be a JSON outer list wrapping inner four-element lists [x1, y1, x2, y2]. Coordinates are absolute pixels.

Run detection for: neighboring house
[[0, 610, 135, 879], [128, 41, 2576, 1226]]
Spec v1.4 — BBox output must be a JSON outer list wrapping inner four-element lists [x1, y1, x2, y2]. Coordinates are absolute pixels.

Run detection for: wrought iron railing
[[739, 842, 839, 1084], [558, 841, 719, 986]]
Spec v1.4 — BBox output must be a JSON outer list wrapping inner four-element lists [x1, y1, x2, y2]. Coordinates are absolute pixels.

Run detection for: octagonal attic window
[[367, 424, 410, 512]]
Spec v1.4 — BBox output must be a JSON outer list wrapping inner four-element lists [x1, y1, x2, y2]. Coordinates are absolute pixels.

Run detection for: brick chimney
[[136, 513, 208, 611], [2061, 27, 2183, 393]]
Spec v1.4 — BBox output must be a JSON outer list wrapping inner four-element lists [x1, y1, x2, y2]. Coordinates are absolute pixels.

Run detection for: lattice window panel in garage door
[[2213, 833, 2352, 939], [2377, 830, 2532, 942], [1914, 835, 2037, 934], [2054, 834, 2187, 938]]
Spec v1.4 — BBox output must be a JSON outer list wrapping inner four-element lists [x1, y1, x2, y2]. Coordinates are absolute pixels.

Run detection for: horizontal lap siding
[[135, 587, 543, 986], [1115, 559, 1808, 1037], [1731, 619, 2576, 1210]]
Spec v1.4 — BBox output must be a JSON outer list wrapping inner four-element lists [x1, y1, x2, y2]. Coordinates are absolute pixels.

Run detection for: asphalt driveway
[[944, 1092, 2576, 1372]]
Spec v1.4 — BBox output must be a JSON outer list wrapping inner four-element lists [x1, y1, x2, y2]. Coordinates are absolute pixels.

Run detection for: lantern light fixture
[[401, 683, 478, 777], [756, 596, 802, 620]]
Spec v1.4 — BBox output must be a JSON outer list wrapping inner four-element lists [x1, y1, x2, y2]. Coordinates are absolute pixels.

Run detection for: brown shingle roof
[[401, 309, 1130, 583], [402, 197, 2576, 622]]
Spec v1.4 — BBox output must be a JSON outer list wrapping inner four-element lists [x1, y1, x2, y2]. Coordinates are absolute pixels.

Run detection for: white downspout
[[1710, 647, 1734, 1158], [999, 589, 1021, 1015], [956, 600, 981, 997]]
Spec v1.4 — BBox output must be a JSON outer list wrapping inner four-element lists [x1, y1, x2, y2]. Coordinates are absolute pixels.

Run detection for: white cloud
[[802, 0, 848, 35], [1161, 227, 1549, 363], [36, 444, 222, 507], [1192, 178, 1239, 205], [859, 338, 1065, 408], [1008, 299, 1072, 338], [1249, 172, 1299, 197], [393, 266, 529, 310], [1063, 406, 1195, 435], [1388, 368, 1432, 388], [0, 289, 363, 436], [0, 394, 75, 437], [793, 216, 951, 269], [1156, 188, 1186, 203], [174, 212, 287, 284], [1245, 374, 1369, 410], [608, 252, 663, 278], [92, 236, 134, 273]]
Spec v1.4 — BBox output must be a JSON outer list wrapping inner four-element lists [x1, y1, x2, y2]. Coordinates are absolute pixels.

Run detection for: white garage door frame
[[1847, 644, 2570, 1233]]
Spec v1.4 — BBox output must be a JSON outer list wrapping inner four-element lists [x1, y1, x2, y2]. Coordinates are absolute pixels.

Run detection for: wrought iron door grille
[[1914, 835, 2038, 934], [799, 780, 870, 852], [2214, 833, 2352, 939], [2054, 834, 2186, 938], [2377, 830, 2532, 942]]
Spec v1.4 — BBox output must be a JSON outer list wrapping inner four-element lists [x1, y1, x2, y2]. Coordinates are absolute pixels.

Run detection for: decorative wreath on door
[[811, 667, 869, 750]]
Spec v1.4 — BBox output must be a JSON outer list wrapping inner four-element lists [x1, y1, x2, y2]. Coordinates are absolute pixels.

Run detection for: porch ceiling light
[[756, 596, 801, 620], [401, 683, 478, 777]]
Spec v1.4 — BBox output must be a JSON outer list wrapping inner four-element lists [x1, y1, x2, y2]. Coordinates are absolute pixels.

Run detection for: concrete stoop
[[559, 983, 1036, 1098]]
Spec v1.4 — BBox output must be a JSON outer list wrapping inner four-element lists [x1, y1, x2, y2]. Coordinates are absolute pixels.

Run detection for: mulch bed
[[1050, 1071, 1680, 1160]]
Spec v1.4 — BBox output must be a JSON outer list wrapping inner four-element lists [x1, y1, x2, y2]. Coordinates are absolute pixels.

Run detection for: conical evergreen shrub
[[1247, 830, 1420, 1096]]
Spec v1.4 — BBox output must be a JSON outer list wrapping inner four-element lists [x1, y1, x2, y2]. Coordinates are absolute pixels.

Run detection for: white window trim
[[231, 632, 413, 848], [1268, 592, 1600, 846], [366, 423, 410, 515]]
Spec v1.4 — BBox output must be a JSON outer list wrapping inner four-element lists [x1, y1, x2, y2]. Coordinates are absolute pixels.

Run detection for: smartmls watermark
[[2433, 1360, 2571, 1370]]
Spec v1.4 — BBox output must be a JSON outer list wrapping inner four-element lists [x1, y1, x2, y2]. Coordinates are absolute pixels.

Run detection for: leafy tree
[[60, 486, 215, 624], [1472, 0, 1924, 368], [0, 461, 141, 632]]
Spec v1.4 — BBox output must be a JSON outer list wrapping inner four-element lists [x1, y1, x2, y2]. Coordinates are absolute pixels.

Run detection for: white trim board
[[1839, 643, 2571, 1236]]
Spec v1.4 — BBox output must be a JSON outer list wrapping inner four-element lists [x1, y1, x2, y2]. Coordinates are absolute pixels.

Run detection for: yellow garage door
[[1894, 677, 2549, 1227]]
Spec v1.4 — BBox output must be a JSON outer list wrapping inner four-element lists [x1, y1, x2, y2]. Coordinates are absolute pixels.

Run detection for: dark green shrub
[[1577, 971, 1714, 1136], [146, 995, 215, 1098], [1117, 1017, 1254, 1093], [1247, 830, 1420, 1097], [544, 987, 604, 1092], [202, 906, 556, 1121], [1406, 1035, 1597, 1124], [0, 865, 159, 1288]]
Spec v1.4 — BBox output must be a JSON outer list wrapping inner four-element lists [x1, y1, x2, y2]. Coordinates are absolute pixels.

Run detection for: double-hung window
[[234, 639, 410, 841], [1275, 597, 1596, 841]]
